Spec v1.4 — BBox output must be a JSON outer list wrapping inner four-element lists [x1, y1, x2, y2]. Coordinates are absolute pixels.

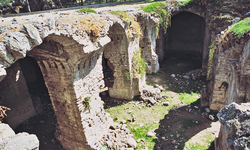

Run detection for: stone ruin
[[0, 0, 250, 149], [216, 102, 250, 150]]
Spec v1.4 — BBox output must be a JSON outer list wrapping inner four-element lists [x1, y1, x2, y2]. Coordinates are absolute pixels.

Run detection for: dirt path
[[148, 54, 220, 150]]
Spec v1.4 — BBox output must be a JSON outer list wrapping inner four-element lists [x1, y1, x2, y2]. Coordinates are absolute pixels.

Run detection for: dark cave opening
[[165, 11, 206, 55], [14, 57, 63, 150], [157, 11, 206, 91], [102, 55, 115, 88]]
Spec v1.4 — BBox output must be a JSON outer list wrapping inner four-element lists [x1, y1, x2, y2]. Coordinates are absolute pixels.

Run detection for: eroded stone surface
[[216, 102, 250, 150], [0, 123, 39, 150], [0, 10, 160, 149]]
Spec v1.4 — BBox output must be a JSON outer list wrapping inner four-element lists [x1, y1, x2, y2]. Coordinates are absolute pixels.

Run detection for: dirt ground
[[149, 54, 220, 150], [102, 53, 221, 150]]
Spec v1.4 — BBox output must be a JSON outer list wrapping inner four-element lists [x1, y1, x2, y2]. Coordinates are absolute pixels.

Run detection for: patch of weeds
[[123, 69, 131, 81], [181, 118, 201, 129], [76, 7, 96, 13], [140, 2, 170, 35], [109, 11, 142, 37], [128, 124, 158, 149], [207, 41, 216, 78], [179, 92, 200, 104], [177, 0, 193, 6], [58, 15, 104, 38], [83, 96, 91, 109], [230, 17, 250, 38], [102, 144, 111, 150], [106, 100, 170, 149], [132, 48, 146, 78]]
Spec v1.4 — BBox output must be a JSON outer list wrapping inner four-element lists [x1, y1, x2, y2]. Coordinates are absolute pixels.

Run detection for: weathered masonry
[[0, 0, 250, 149], [0, 11, 159, 149]]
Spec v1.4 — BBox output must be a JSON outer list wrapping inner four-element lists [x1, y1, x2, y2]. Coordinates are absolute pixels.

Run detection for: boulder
[[216, 102, 250, 150], [127, 138, 137, 148], [0, 123, 39, 150]]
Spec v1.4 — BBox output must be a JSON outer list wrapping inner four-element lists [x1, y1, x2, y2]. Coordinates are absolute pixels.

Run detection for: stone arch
[[137, 15, 159, 74], [0, 56, 62, 149], [27, 35, 91, 150], [165, 11, 206, 55], [102, 23, 133, 100]]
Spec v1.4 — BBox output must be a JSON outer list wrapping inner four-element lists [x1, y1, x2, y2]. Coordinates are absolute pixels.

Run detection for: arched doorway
[[0, 56, 62, 150], [165, 11, 206, 55]]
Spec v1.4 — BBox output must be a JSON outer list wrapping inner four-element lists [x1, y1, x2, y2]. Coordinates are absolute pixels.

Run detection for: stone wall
[[216, 102, 250, 150], [0, 10, 160, 149], [194, 0, 250, 111], [0, 60, 38, 129], [203, 27, 250, 111]]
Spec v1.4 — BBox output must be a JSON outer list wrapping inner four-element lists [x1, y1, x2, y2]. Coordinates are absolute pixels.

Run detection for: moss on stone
[[140, 2, 170, 34], [207, 41, 216, 78], [132, 48, 146, 78], [110, 11, 142, 38]]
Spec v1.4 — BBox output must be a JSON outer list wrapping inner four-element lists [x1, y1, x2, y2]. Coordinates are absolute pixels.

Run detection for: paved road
[[0, 1, 152, 19]]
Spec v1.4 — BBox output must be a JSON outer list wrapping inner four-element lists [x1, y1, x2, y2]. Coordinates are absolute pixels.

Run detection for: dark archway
[[0, 56, 63, 150], [165, 11, 206, 55], [15, 57, 63, 150]]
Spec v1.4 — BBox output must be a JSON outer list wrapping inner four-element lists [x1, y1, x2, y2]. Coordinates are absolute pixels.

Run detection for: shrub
[[83, 96, 91, 109], [76, 7, 96, 13]]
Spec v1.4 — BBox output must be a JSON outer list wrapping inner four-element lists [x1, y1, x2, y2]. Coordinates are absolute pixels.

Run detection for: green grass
[[110, 10, 142, 37], [0, 0, 12, 5], [179, 92, 200, 104], [231, 17, 250, 38], [128, 124, 158, 149], [105, 100, 171, 149], [76, 7, 96, 13], [140, 2, 170, 34], [177, 0, 193, 6], [207, 41, 216, 78], [184, 133, 214, 150]]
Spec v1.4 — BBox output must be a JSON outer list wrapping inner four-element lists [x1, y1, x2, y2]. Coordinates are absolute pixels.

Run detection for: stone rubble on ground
[[0, 123, 39, 150], [146, 131, 155, 137]]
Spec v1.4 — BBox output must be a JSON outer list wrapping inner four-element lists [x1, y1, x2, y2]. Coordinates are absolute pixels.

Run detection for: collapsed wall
[[0, 10, 159, 149]]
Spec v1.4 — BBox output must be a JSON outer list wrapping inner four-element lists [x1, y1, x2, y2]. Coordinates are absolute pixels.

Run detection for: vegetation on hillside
[[76, 7, 96, 13], [110, 10, 142, 37], [230, 17, 250, 38], [140, 2, 170, 34]]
